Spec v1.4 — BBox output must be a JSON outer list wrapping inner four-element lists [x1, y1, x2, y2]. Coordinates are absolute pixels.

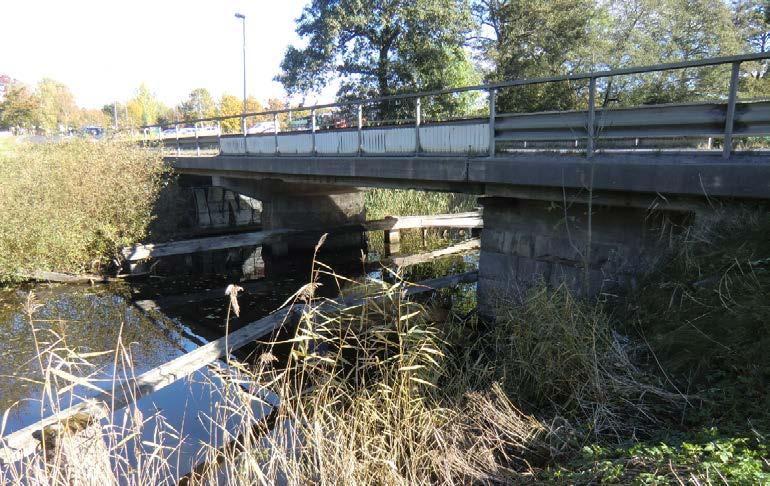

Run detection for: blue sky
[[0, 0, 332, 108]]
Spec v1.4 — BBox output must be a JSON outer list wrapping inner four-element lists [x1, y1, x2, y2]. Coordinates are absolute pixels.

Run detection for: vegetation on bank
[[365, 188, 477, 220], [4, 210, 769, 484], [211, 211, 767, 484], [0, 140, 166, 282]]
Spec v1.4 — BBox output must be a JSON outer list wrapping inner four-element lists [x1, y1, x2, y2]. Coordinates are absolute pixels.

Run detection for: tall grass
[[0, 139, 166, 281], [365, 188, 477, 220]]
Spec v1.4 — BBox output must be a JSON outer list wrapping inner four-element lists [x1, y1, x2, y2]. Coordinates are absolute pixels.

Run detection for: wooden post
[[384, 229, 400, 256], [175, 124, 180, 155], [415, 97, 421, 153], [311, 108, 317, 154], [723, 61, 741, 159], [488, 89, 496, 156], [587, 76, 596, 158], [357, 104, 363, 155]]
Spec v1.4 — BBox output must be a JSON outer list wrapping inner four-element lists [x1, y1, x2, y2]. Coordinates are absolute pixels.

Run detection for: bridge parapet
[[145, 52, 770, 159]]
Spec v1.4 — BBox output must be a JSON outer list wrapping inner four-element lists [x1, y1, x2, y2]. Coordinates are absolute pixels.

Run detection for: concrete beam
[[170, 151, 770, 201]]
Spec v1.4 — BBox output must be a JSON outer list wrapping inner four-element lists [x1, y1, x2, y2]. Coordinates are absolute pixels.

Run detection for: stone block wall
[[478, 197, 687, 317]]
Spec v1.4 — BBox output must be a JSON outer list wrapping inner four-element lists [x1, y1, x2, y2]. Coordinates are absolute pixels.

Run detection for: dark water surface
[[0, 229, 478, 478]]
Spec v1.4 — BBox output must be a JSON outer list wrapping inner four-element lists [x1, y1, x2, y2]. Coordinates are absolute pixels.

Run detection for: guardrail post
[[357, 104, 363, 155], [194, 122, 200, 156], [587, 76, 596, 158], [242, 114, 248, 155], [217, 121, 222, 154], [415, 97, 421, 154], [274, 113, 279, 154], [488, 89, 496, 156], [311, 108, 317, 155], [175, 124, 180, 156], [723, 61, 741, 158]]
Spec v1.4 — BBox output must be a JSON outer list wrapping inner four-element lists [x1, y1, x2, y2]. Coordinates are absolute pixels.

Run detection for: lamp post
[[235, 12, 246, 134]]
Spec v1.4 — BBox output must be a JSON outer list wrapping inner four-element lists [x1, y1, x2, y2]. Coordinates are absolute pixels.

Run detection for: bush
[[0, 139, 166, 281]]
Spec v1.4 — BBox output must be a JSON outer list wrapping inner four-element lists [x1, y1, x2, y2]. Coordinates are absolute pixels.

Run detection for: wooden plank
[[363, 212, 482, 231], [19, 271, 118, 284], [122, 212, 481, 262], [121, 229, 298, 261], [391, 239, 480, 268]]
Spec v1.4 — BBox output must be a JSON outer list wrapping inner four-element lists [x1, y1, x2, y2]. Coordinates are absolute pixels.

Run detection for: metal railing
[[143, 52, 770, 159]]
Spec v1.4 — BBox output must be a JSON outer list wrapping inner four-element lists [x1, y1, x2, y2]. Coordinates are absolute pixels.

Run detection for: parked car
[[247, 120, 279, 134]]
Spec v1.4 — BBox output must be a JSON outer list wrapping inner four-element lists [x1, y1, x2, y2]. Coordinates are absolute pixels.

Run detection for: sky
[[0, 0, 331, 109]]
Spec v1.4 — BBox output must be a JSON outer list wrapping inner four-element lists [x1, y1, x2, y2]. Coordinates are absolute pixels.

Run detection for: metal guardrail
[[144, 52, 770, 159]]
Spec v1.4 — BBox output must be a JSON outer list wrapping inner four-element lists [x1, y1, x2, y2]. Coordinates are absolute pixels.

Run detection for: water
[[0, 228, 477, 479]]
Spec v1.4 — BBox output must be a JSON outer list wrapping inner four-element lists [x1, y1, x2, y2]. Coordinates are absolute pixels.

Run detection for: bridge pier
[[477, 197, 687, 318], [210, 177, 366, 255]]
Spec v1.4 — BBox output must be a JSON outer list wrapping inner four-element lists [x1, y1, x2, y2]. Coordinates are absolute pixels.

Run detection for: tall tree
[[276, 0, 479, 119], [473, 0, 598, 112], [178, 88, 216, 122], [595, 0, 742, 105], [126, 84, 165, 126], [36, 78, 79, 133], [218, 94, 265, 133], [0, 81, 39, 130]]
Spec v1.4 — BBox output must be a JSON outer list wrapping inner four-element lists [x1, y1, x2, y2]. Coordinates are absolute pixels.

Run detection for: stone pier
[[477, 197, 687, 318]]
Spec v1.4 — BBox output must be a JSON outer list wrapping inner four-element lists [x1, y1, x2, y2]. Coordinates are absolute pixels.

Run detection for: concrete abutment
[[477, 197, 688, 318]]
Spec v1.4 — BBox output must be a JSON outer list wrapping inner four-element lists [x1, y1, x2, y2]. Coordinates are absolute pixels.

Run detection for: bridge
[[149, 53, 770, 315]]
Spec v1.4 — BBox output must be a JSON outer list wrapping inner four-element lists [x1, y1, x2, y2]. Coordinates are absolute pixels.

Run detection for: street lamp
[[235, 12, 246, 134]]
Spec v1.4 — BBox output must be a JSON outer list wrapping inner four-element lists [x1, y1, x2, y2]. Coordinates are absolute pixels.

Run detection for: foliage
[[0, 139, 167, 281], [178, 88, 216, 122], [0, 81, 39, 130], [126, 84, 167, 127], [218, 95, 265, 133], [276, 0, 480, 119], [365, 188, 477, 220], [473, 0, 598, 112], [36, 78, 80, 133], [543, 429, 769, 484]]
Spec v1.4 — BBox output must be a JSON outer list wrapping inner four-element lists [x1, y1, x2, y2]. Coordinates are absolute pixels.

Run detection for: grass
[[365, 188, 477, 220], [0, 139, 166, 282]]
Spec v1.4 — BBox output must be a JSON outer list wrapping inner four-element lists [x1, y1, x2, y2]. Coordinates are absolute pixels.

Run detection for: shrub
[[0, 139, 166, 281]]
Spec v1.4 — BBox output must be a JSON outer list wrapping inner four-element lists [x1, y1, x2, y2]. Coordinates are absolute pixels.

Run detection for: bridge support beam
[[477, 197, 687, 319], [211, 177, 366, 255]]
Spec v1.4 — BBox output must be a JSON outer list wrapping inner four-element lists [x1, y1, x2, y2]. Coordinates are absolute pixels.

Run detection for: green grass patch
[[365, 188, 477, 219]]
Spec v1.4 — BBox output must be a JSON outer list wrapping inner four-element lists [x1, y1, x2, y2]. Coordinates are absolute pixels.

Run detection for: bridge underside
[[170, 152, 770, 318], [172, 151, 770, 204]]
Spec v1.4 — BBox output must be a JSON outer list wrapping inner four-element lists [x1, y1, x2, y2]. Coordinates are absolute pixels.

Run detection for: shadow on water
[[0, 226, 478, 479]]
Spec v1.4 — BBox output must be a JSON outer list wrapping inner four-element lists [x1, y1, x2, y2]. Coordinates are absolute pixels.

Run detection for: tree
[[36, 78, 80, 133], [594, 0, 742, 105], [473, 0, 599, 112], [178, 88, 216, 122], [276, 0, 480, 119], [218, 95, 265, 133], [0, 81, 39, 130], [733, 0, 770, 96], [126, 84, 165, 126]]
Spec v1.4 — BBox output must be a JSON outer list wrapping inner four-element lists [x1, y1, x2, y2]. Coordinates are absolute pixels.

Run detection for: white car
[[246, 121, 279, 134]]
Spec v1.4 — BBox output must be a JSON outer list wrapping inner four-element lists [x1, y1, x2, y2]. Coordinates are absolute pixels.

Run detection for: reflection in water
[[0, 227, 479, 478]]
